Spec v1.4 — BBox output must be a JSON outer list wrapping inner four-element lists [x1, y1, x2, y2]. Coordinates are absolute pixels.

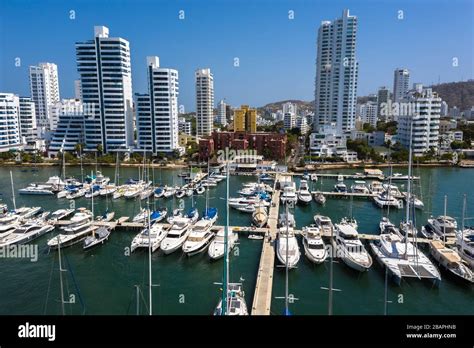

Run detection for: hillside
[[258, 100, 313, 116], [431, 81, 474, 110]]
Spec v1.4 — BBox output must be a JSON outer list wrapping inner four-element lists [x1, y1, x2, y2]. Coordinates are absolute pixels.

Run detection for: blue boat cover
[[203, 207, 217, 220]]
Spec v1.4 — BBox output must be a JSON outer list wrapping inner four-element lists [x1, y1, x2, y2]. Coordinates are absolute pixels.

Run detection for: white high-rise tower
[[76, 26, 133, 153], [135, 56, 180, 154], [393, 68, 410, 103], [314, 9, 358, 133], [195, 68, 214, 137], [29, 62, 60, 136]]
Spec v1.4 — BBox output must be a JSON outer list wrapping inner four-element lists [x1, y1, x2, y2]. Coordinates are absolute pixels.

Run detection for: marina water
[[0, 165, 472, 315]]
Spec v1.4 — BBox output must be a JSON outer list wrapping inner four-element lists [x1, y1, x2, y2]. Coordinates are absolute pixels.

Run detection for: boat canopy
[[203, 207, 217, 220]]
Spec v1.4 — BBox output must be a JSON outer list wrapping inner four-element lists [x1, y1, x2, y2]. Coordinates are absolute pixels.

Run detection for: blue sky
[[0, 0, 472, 111]]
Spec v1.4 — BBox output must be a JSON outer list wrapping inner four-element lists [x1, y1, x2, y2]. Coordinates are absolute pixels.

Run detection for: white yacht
[[402, 192, 424, 210], [313, 214, 334, 236], [373, 192, 403, 209], [280, 182, 297, 205], [279, 212, 295, 228], [213, 283, 249, 316], [334, 222, 372, 272], [182, 219, 215, 256], [99, 184, 117, 196], [368, 181, 384, 194], [160, 217, 192, 255], [351, 181, 369, 194], [19, 184, 54, 195], [15, 206, 42, 219], [50, 209, 75, 222], [422, 215, 457, 240], [63, 209, 92, 227], [297, 180, 312, 204], [112, 186, 126, 200], [334, 175, 347, 193], [379, 217, 403, 238], [252, 206, 268, 227], [130, 224, 166, 253], [124, 184, 143, 199], [382, 184, 402, 197], [313, 192, 326, 205], [370, 232, 441, 286], [276, 226, 300, 268], [163, 186, 176, 198], [302, 226, 328, 264], [208, 229, 238, 260], [0, 221, 54, 246], [47, 222, 97, 249]]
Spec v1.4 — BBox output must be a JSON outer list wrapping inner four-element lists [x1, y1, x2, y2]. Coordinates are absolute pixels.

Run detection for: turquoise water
[[0, 165, 472, 315]]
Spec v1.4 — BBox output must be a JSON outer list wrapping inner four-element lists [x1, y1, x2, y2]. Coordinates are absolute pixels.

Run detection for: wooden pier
[[251, 174, 282, 315]]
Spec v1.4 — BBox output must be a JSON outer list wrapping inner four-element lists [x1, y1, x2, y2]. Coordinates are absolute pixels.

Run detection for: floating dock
[[251, 173, 282, 315]]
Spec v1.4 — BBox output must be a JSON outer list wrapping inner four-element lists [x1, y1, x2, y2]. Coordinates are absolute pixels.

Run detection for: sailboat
[[370, 122, 441, 285], [214, 162, 248, 315]]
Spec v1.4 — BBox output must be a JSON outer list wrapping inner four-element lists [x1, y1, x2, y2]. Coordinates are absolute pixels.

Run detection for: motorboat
[[66, 188, 86, 199], [297, 180, 312, 204], [130, 224, 166, 253], [19, 184, 54, 195], [14, 207, 42, 219], [351, 181, 369, 194], [429, 240, 473, 284], [252, 206, 268, 227], [302, 225, 328, 264], [310, 173, 318, 182], [280, 182, 297, 205], [401, 192, 424, 210], [236, 205, 256, 213], [313, 192, 326, 205], [83, 226, 111, 250], [276, 226, 300, 268], [85, 185, 101, 198], [50, 209, 75, 222], [382, 184, 402, 197], [340, 216, 358, 230], [399, 220, 418, 239], [167, 208, 183, 224], [163, 186, 176, 198], [334, 222, 372, 272], [62, 209, 92, 228], [182, 219, 215, 256], [313, 215, 334, 236], [160, 217, 192, 255], [424, 215, 457, 240], [47, 222, 97, 249], [334, 174, 347, 193], [213, 283, 248, 315], [124, 184, 143, 199], [0, 221, 55, 246], [379, 217, 403, 238], [373, 192, 403, 209], [208, 229, 238, 260], [368, 181, 384, 194]]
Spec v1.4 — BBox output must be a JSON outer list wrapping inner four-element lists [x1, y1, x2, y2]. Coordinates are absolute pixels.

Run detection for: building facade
[[29, 62, 60, 136], [283, 112, 296, 130], [135, 56, 180, 154], [397, 86, 441, 156], [393, 68, 410, 103], [233, 105, 257, 132], [0, 93, 22, 152], [217, 99, 227, 126], [18, 97, 37, 144], [314, 9, 359, 133], [76, 26, 134, 153], [195, 68, 214, 138], [359, 101, 378, 127], [377, 86, 391, 120], [48, 99, 85, 156], [178, 117, 192, 135]]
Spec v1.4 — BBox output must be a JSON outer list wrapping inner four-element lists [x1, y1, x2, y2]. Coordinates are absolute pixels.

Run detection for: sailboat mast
[[10, 170, 16, 211], [328, 225, 334, 315], [91, 171, 94, 220], [405, 121, 413, 226], [443, 195, 447, 245], [285, 201, 289, 314], [146, 153, 152, 316], [461, 194, 466, 253], [58, 236, 65, 315], [221, 162, 229, 315]]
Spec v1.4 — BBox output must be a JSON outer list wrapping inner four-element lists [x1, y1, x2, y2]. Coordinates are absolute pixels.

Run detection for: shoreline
[[0, 161, 472, 170]]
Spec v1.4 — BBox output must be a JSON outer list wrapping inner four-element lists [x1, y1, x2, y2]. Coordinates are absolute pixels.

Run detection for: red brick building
[[199, 131, 286, 160]]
